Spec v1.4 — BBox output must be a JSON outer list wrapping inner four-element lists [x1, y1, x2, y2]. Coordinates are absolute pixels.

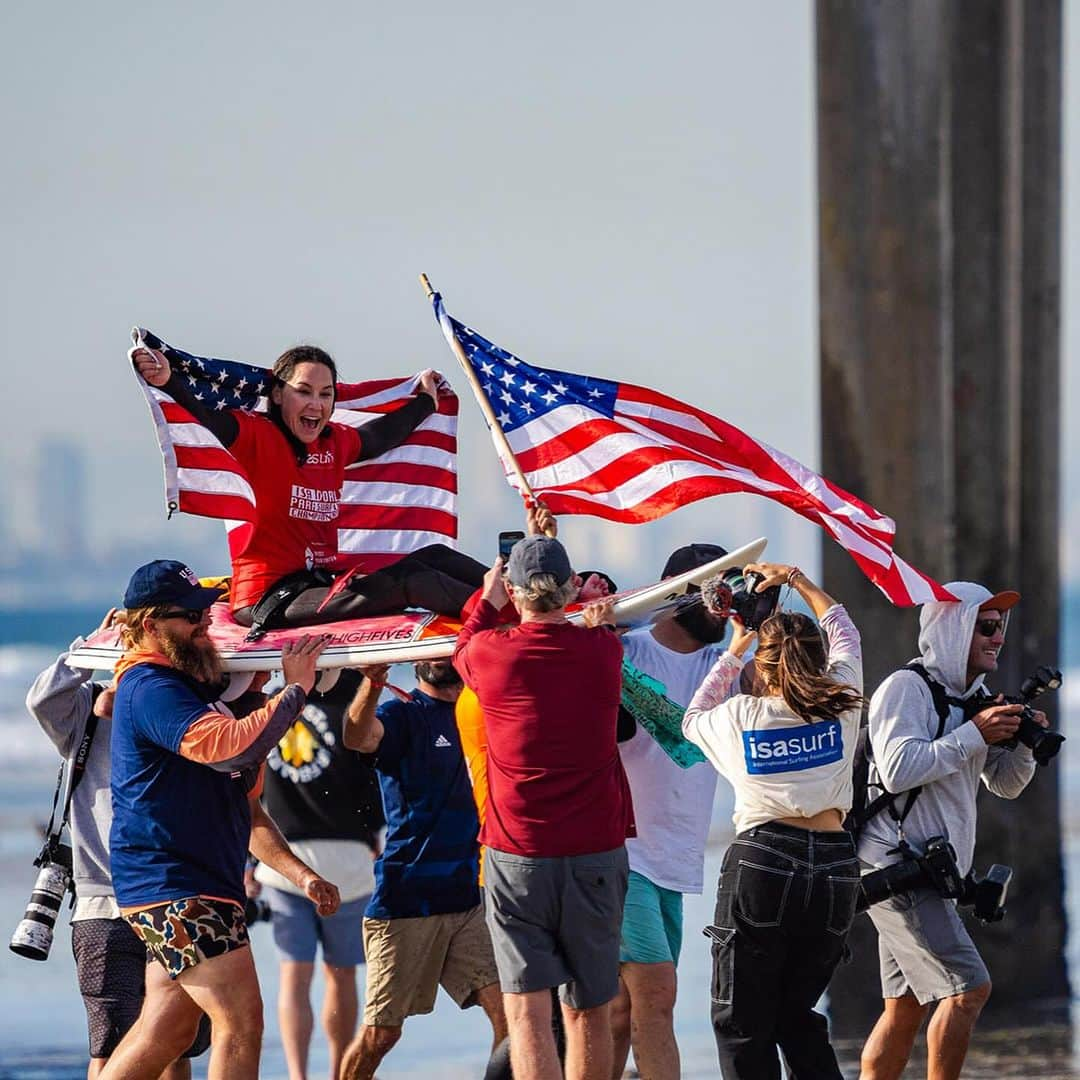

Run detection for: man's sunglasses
[[156, 609, 206, 625], [975, 617, 1007, 638]]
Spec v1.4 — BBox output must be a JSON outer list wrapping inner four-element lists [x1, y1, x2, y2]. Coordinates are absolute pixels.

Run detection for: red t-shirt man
[[453, 544, 634, 859]]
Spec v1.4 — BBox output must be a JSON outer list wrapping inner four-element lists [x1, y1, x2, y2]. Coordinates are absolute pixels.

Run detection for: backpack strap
[[866, 663, 961, 832]]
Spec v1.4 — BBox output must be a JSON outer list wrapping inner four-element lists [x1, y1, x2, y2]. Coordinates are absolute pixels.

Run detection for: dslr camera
[[9, 838, 74, 961], [701, 569, 782, 631], [858, 836, 1012, 924], [977, 665, 1064, 767]]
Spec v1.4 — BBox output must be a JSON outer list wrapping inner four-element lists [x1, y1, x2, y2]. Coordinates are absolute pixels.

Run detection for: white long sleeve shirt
[[857, 582, 1036, 877], [682, 605, 862, 835]]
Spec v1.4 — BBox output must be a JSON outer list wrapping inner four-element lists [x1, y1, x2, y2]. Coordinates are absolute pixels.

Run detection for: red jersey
[[228, 411, 362, 610], [453, 601, 635, 858]]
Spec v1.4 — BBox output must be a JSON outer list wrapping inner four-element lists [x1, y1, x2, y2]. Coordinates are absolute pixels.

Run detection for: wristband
[[787, 567, 804, 587]]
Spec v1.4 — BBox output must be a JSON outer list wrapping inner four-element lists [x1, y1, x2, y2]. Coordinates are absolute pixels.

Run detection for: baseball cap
[[979, 589, 1021, 613], [506, 536, 573, 588], [123, 560, 225, 610], [661, 543, 728, 580]]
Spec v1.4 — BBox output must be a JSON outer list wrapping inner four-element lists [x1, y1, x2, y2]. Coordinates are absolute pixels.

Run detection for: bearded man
[[102, 560, 339, 1080]]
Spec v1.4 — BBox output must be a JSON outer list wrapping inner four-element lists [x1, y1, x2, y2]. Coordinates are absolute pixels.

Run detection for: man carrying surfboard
[[100, 560, 339, 1080], [454, 537, 634, 1080]]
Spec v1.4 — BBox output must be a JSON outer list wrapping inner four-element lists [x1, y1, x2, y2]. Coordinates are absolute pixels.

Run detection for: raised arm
[[27, 610, 117, 756], [355, 374, 439, 461], [743, 562, 838, 621], [343, 667, 389, 752], [178, 636, 326, 771], [133, 346, 240, 446]]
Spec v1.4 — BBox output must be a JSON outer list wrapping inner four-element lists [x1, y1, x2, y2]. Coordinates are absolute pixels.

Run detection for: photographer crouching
[[857, 583, 1053, 1080]]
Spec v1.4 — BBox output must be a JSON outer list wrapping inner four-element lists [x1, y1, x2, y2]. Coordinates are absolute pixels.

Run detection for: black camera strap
[[41, 694, 102, 850]]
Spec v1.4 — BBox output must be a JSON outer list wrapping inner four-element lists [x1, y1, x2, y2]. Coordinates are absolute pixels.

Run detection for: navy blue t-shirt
[[110, 663, 252, 908], [366, 690, 480, 919]]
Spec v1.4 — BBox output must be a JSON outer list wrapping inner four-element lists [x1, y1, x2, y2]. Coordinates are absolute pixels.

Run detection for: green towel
[[620, 658, 707, 768]]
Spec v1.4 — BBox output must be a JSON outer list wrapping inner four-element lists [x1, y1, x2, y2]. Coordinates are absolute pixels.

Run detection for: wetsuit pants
[[234, 544, 487, 628]]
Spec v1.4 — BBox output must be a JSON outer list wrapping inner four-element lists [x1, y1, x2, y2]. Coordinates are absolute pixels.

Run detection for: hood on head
[[917, 581, 1014, 697]]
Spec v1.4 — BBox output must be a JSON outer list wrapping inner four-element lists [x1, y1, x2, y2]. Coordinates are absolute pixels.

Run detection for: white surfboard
[[66, 538, 767, 684]]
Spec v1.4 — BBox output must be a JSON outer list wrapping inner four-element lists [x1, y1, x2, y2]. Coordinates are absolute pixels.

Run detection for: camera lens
[[9, 861, 71, 961]]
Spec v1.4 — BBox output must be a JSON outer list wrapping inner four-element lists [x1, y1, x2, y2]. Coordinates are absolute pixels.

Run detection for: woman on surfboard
[[134, 344, 486, 636], [681, 563, 863, 1079]]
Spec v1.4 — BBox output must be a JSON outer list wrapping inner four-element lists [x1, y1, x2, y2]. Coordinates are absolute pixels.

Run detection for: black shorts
[[71, 918, 211, 1059]]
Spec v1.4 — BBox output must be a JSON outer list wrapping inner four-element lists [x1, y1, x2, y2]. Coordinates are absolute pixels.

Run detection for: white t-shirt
[[682, 605, 863, 836], [254, 837, 376, 903], [618, 630, 724, 894]]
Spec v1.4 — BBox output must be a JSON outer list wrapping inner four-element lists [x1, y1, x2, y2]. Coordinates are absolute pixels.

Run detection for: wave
[[0, 645, 83, 769]]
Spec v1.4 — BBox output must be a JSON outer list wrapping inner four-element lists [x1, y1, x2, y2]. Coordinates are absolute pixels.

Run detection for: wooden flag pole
[[419, 273, 540, 508]]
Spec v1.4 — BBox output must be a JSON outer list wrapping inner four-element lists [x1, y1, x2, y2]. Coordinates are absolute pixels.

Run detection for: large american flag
[[132, 327, 458, 572], [433, 299, 954, 607]]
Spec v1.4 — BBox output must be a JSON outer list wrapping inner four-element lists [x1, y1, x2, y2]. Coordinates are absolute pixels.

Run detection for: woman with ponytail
[[682, 562, 863, 1080]]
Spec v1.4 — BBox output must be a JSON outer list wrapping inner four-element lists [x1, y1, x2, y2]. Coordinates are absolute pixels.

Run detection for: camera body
[[9, 840, 74, 961], [968, 665, 1064, 766], [858, 838, 1013, 924], [961, 864, 1012, 923], [858, 836, 964, 909], [700, 569, 781, 631]]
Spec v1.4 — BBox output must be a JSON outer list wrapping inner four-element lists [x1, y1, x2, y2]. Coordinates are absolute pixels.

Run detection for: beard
[[673, 601, 729, 645], [415, 660, 463, 689], [159, 626, 225, 686]]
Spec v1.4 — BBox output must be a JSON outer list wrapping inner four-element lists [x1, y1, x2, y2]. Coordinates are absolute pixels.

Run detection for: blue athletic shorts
[[263, 887, 368, 967], [619, 870, 683, 965]]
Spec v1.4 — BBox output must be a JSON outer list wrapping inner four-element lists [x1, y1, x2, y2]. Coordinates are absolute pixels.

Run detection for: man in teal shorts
[[612, 544, 736, 1080]]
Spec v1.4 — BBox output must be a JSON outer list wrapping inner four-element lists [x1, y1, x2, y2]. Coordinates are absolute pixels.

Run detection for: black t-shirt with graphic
[[257, 670, 383, 846]]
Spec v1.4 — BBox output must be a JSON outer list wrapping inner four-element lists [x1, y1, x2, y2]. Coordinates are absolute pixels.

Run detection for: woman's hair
[[509, 574, 578, 614], [753, 611, 863, 723], [271, 345, 338, 388]]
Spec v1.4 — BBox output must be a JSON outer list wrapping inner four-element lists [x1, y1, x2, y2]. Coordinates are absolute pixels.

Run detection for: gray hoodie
[[26, 639, 116, 910], [857, 582, 1036, 877]]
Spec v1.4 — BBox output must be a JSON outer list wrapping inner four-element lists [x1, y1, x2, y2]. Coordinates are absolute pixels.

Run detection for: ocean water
[[0, 605, 1078, 1078]]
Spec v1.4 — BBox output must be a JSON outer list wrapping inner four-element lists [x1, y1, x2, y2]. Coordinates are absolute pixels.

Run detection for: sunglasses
[[975, 617, 1007, 638], [156, 609, 206, 625]]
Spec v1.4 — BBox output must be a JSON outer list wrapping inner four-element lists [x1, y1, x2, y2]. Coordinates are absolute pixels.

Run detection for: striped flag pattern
[[131, 327, 458, 573], [433, 299, 954, 607]]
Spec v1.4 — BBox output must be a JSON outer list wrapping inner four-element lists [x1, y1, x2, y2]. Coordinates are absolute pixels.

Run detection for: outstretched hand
[[281, 634, 330, 695], [132, 346, 171, 388]]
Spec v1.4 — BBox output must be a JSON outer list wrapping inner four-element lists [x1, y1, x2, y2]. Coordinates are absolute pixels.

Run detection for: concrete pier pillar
[[816, 0, 1065, 1029]]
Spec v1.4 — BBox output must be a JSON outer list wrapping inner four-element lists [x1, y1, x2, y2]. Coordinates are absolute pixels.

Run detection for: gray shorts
[[484, 845, 629, 1010], [867, 886, 990, 1005]]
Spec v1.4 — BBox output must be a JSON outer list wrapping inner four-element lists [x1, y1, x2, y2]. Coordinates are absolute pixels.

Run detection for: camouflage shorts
[[123, 897, 249, 980]]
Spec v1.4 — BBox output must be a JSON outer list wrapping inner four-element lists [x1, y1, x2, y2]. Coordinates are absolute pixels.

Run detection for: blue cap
[[123, 560, 224, 610]]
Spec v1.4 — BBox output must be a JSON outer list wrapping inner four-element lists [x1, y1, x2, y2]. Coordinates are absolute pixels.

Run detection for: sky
[[0, 2, 1075, 593]]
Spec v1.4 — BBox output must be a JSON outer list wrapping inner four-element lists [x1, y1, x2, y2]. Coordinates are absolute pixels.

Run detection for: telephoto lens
[[9, 848, 73, 961]]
